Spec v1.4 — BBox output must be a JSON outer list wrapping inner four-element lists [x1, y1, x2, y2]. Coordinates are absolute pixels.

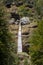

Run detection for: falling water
[[17, 22, 22, 53]]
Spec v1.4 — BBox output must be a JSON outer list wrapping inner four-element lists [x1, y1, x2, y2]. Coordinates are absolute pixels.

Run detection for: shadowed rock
[[23, 44, 30, 54], [16, 1, 23, 7], [22, 32, 29, 35], [28, 1, 30, 3], [25, 42, 30, 44], [32, 25, 38, 28], [25, 4, 33, 8], [5, 2, 11, 8], [11, 28, 18, 31], [29, 25, 38, 28], [10, 12, 20, 21]]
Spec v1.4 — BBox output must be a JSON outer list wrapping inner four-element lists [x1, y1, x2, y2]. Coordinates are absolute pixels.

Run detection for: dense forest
[[0, 0, 43, 65]]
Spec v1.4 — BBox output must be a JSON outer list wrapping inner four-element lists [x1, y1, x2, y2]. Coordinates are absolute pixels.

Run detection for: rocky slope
[[5, 0, 38, 53], [9, 21, 37, 54]]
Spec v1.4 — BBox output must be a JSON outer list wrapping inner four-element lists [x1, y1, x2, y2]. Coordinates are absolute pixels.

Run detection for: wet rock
[[21, 22, 28, 25]]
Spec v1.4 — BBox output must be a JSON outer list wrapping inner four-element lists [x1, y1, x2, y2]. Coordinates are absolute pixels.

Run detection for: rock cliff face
[[6, 0, 38, 53], [6, 1, 38, 65], [9, 20, 37, 54], [8, 19, 37, 65]]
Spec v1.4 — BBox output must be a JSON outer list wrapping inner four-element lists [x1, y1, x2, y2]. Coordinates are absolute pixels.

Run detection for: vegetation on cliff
[[0, 1, 18, 65], [0, 0, 43, 65], [30, 0, 43, 65]]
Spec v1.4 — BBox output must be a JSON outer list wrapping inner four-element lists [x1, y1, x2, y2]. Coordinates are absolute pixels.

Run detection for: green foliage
[[34, 0, 43, 16], [24, 58, 29, 65], [30, 20, 43, 65], [18, 5, 29, 16], [0, 3, 11, 65], [0, 2, 19, 65]]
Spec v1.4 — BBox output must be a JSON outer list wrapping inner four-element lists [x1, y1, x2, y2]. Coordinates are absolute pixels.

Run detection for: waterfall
[[17, 17, 30, 53], [17, 22, 22, 53]]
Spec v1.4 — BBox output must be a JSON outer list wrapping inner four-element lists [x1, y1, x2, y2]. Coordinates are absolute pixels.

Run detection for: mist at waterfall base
[[20, 17, 30, 25]]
